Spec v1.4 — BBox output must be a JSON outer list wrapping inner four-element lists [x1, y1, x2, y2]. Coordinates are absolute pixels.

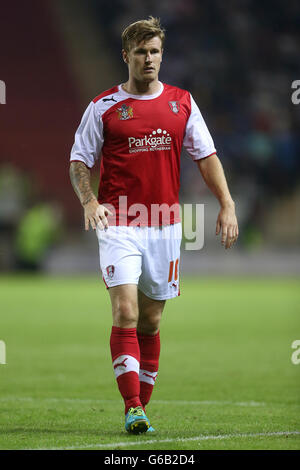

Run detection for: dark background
[[0, 0, 299, 274]]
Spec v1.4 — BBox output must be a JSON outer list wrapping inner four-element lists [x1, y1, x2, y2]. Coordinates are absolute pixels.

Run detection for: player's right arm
[[69, 161, 111, 231], [69, 101, 112, 231]]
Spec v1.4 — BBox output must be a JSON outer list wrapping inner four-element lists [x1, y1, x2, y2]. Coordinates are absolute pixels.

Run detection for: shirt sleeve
[[183, 94, 216, 161], [70, 101, 103, 168]]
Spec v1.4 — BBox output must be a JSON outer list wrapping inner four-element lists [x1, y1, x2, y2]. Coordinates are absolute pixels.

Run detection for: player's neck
[[122, 78, 161, 96]]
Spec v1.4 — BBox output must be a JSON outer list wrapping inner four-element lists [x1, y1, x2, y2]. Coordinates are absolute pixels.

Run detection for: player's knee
[[138, 311, 161, 335], [113, 299, 138, 328]]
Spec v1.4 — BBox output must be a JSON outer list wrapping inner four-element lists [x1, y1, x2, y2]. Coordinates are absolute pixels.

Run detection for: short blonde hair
[[122, 16, 165, 52]]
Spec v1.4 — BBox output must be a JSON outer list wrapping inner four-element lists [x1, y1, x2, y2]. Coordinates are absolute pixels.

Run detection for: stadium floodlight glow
[[0, 80, 6, 104]]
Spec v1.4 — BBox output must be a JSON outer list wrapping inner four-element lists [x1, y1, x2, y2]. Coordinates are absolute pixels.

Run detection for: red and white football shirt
[[70, 82, 216, 225]]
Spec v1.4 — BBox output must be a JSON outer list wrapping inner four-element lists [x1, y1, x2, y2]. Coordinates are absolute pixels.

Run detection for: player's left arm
[[196, 154, 238, 249]]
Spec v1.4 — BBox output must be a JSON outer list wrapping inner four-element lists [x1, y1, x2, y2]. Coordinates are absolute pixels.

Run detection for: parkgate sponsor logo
[[128, 128, 172, 153]]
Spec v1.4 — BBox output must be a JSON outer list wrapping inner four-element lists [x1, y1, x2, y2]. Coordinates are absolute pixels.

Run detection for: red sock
[[137, 331, 160, 409], [110, 326, 142, 414]]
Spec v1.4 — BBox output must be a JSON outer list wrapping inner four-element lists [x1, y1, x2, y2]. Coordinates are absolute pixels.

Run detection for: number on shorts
[[168, 258, 179, 282]]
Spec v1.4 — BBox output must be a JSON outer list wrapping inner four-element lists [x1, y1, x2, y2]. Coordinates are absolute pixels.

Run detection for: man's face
[[123, 36, 163, 83]]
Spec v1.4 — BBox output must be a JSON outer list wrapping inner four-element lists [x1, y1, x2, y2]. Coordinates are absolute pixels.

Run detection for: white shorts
[[96, 224, 182, 300]]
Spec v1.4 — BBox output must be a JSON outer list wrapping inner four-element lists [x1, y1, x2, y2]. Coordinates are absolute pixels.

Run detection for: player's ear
[[122, 49, 129, 64]]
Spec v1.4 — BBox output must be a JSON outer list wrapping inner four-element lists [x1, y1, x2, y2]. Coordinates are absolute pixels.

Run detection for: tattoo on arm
[[69, 162, 97, 206]]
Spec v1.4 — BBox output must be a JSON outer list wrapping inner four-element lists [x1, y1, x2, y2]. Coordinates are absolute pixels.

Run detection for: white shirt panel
[[183, 94, 216, 160], [70, 102, 103, 168]]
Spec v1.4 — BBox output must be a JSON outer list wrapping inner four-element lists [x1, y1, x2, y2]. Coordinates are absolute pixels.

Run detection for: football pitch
[[0, 275, 299, 450]]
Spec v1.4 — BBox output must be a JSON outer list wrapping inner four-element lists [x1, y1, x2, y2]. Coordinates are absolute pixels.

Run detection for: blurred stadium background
[[0, 0, 300, 274], [1, 0, 299, 450]]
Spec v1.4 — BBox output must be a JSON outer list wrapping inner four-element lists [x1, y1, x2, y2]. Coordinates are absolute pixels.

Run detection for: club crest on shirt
[[116, 104, 133, 120], [168, 101, 180, 114], [106, 265, 115, 279]]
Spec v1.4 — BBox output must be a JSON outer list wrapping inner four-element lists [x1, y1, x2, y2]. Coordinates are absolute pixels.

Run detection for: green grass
[[0, 275, 299, 450]]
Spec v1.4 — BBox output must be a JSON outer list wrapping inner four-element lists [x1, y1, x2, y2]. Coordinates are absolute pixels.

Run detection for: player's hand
[[216, 204, 239, 249], [83, 199, 113, 231]]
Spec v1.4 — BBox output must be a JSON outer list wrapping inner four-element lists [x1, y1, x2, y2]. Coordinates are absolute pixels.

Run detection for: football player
[[70, 16, 238, 434]]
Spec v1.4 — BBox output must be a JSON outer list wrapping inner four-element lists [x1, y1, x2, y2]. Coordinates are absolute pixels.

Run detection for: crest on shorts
[[116, 104, 133, 120], [106, 265, 115, 279], [168, 101, 180, 114]]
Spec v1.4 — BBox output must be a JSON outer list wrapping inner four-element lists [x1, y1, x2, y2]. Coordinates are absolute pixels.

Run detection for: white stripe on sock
[[139, 369, 158, 385], [112, 355, 139, 379]]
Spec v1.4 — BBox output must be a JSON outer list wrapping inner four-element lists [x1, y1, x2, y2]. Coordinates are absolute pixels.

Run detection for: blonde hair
[[122, 16, 165, 52]]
